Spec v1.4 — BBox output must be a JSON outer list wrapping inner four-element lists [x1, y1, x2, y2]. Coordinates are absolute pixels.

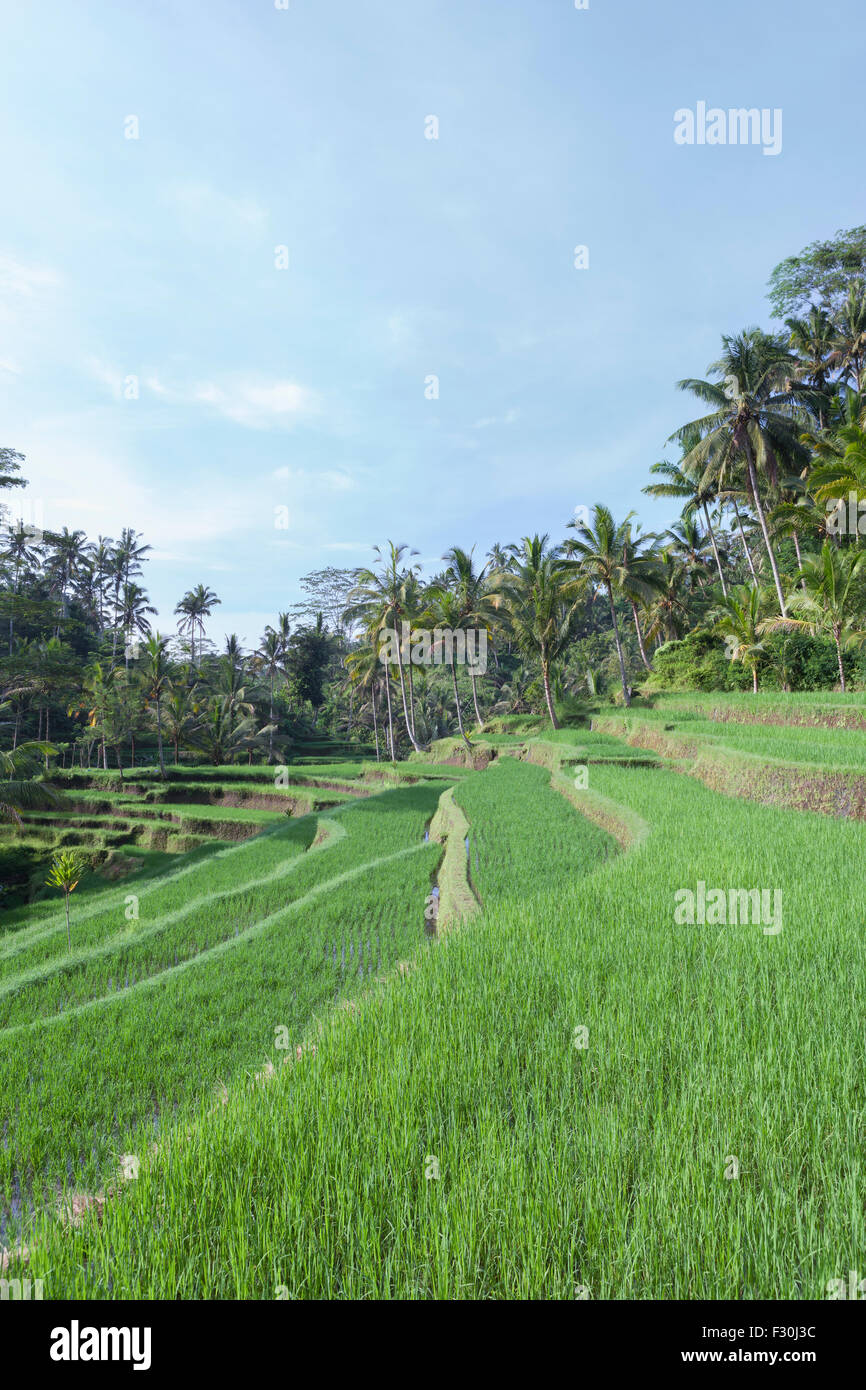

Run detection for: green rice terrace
[[1, 696, 865, 1299]]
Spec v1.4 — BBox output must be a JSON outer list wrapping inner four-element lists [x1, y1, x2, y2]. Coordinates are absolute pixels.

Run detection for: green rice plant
[[15, 736, 866, 1299], [0, 782, 446, 1225]]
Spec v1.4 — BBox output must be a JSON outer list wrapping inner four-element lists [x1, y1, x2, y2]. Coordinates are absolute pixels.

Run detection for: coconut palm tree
[[75, 661, 119, 770], [808, 416, 866, 520], [619, 523, 665, 670], [0, 734, 60, 822], [673, 328, 811, 615], [192, 695, 272, 766], [439, 546, 498, 728], [345, 542, 425, 754], [829, 281, 866, 388], [425, 586, 473, 747], [254, 628, 285, 764], [565, 506, 655, 707], [142, 633, 170, 778], [90, 535, 115, 634], [120, 582, 157, 662], [345, 642, 385, 762], [760, 542, 866, 691], [1, 519, 42, 654], [664, 513, 718, 592], [642, 550, 689, 647], [494, 534, 585, 728], [643, 435, 728, 594], [713, 585, 768, 693], [786, 305, 836, 426], [162, 684, 199, 765], [107, 529, 151, 663], [174, 583, 221, 666], [44, 526, 88, 635]]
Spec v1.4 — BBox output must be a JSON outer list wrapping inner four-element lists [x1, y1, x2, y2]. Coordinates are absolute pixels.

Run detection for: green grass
[[453, 757, 614, 901], [5, 735, 866, 1299], [596, 700, 866, 775], [0, 783, 446, 1229]]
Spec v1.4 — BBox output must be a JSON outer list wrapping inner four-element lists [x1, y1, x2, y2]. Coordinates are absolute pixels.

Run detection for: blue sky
[[1, 0, 863, 648]]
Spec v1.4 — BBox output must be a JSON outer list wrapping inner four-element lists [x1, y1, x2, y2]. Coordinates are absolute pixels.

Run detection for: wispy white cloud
[[272, 465, 356, 491], [12, 438, 254, 547], [204, 379, 316, 427], [85, 366, 318, 429], [472, 408, 520, 429], [0, 253, 61, 301]]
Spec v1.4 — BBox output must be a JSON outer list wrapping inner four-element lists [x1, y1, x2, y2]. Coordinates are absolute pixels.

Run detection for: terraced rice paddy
[[2, 703, 865, 1299]]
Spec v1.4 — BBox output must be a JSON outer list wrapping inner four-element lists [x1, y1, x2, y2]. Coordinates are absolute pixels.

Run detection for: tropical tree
[[1, 520, 42, 654], [426, 587, 473, 747], [344, 642, 385, 762], [786, 306, 837, 426], [565, 506, 655, 706], [673, 328, 812, 615], [120, 581, 157, 661], [829, 280, 866, 387], [142, 633, 171, 778], [760, 542, 866, 691], [808, 415, 866, 520], [713, 585, 768, 693], [110, 528, 152, 662], [345, 543, 425, 753], [619, 524, 665, 670], [162, 684, 199, 765], [439, 546, 498, 728], [642, 549, 688, 647], [494, 534, 585, 728], [74, 662, 119, 770], [643, 435, 728, 594], [192, 695, 272, 766], [0, 734, 60, 821], [254, 627, 285, 763], [174, 584, 221, 666]]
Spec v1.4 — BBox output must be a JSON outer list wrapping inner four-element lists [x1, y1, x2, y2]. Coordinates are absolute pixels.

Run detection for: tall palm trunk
[[406, 659, 417, 741], [743, 436, 787, 614], [834, 628, 846, 692], [470, 671, 484, 728], [792, 531, 806, 589], [607, 583, 631, 707], [155, 695, 166, 779], [733, 498, 758, 582], [268, 674, 275, 764], [702, 501, 728, 596], [372, 681, 381, 762], [384, 670, 395, 760], [450, 654, 472, 748], [540, 648, 560, 729], [111, 582, 120, 665], [630, 601, 652, 671], [8, 562, 21, 655], [394, 636, 423, 753]]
